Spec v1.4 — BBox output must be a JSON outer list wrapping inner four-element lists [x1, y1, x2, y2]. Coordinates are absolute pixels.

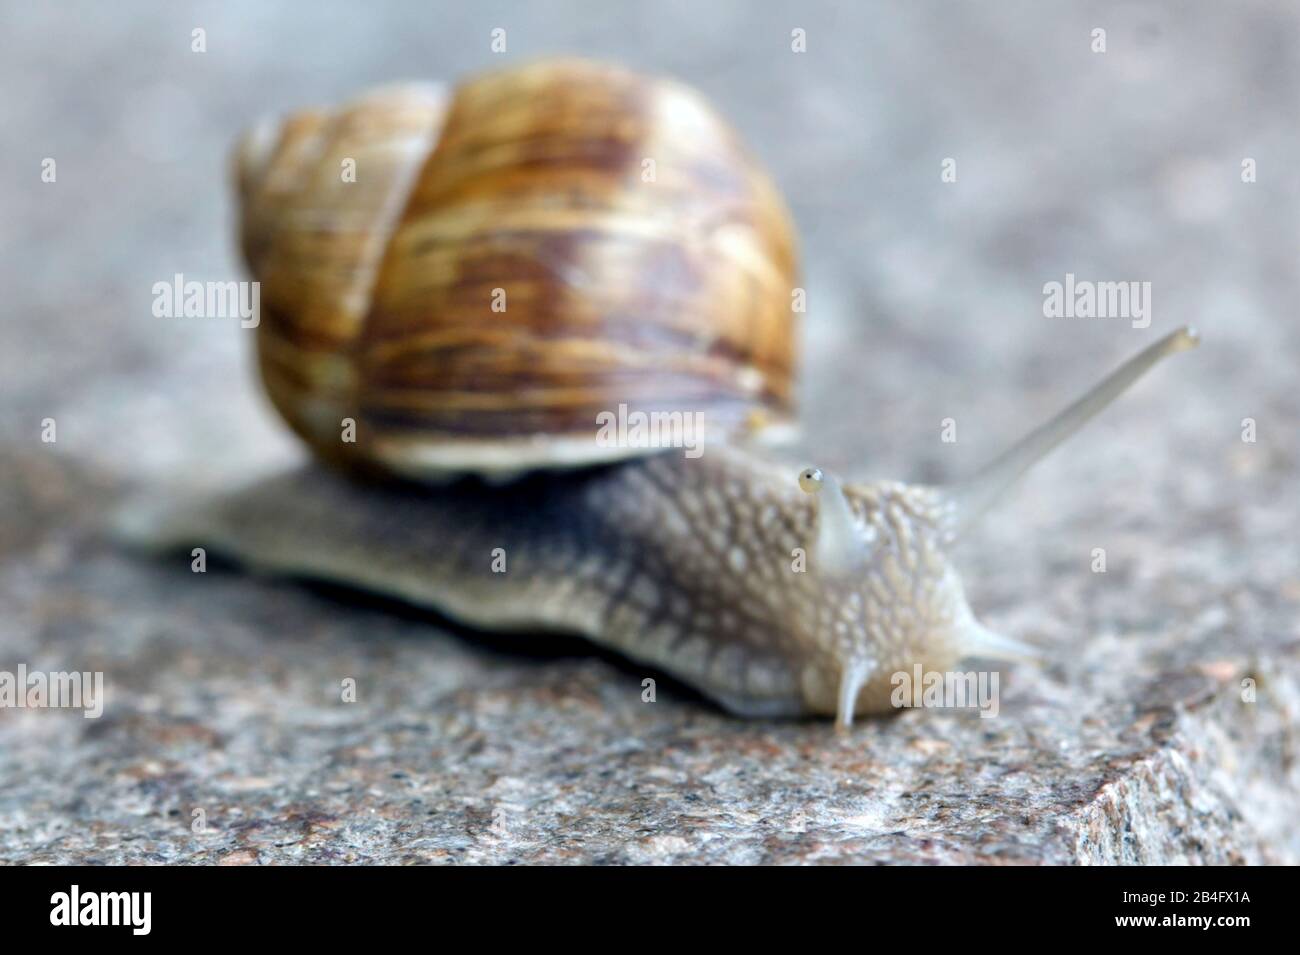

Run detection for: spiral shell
[[235, 59, 800, 478]]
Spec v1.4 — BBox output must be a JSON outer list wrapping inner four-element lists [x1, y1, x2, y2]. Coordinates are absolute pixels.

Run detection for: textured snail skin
[[133, 445, 974, 722]]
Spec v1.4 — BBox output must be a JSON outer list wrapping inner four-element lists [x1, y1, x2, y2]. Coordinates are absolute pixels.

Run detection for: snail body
[[143, 446, 968, 720], [128, 61, 1199, 727]]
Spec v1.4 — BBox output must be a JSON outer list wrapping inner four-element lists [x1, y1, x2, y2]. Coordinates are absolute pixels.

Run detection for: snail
[[125, 59, 1200, 728]]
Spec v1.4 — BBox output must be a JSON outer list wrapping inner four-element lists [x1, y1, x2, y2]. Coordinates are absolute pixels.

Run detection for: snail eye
[[797, 467, 824, 494]]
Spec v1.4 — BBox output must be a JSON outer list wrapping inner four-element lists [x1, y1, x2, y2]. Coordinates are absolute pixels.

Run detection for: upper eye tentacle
[[797, 466, 868, 579]]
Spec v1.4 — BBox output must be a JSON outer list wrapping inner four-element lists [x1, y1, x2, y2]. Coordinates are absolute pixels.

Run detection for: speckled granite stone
[[1, 1, 1297, 864]]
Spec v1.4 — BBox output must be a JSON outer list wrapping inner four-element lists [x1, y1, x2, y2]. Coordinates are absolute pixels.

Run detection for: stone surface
[[1, 1, 1297, 864]]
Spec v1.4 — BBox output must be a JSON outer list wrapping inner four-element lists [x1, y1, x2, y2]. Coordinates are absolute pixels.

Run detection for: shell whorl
[[235, 60, 800, 479]]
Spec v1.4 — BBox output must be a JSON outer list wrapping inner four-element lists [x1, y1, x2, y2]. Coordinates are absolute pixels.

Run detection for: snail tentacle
[[835, 659, 876, 730], [798, 466, 867, 578], [948, 326, 1200, 535]]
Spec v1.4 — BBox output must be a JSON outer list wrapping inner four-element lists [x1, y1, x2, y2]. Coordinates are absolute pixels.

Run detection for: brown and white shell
[[234, 59, 800, 479]]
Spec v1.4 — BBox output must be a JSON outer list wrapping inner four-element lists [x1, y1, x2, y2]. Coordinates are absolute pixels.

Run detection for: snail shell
[[235, 59, 800, 479]]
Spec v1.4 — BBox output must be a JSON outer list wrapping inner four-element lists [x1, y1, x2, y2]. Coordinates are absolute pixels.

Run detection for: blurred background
[[1, 1, 1297, 864]]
